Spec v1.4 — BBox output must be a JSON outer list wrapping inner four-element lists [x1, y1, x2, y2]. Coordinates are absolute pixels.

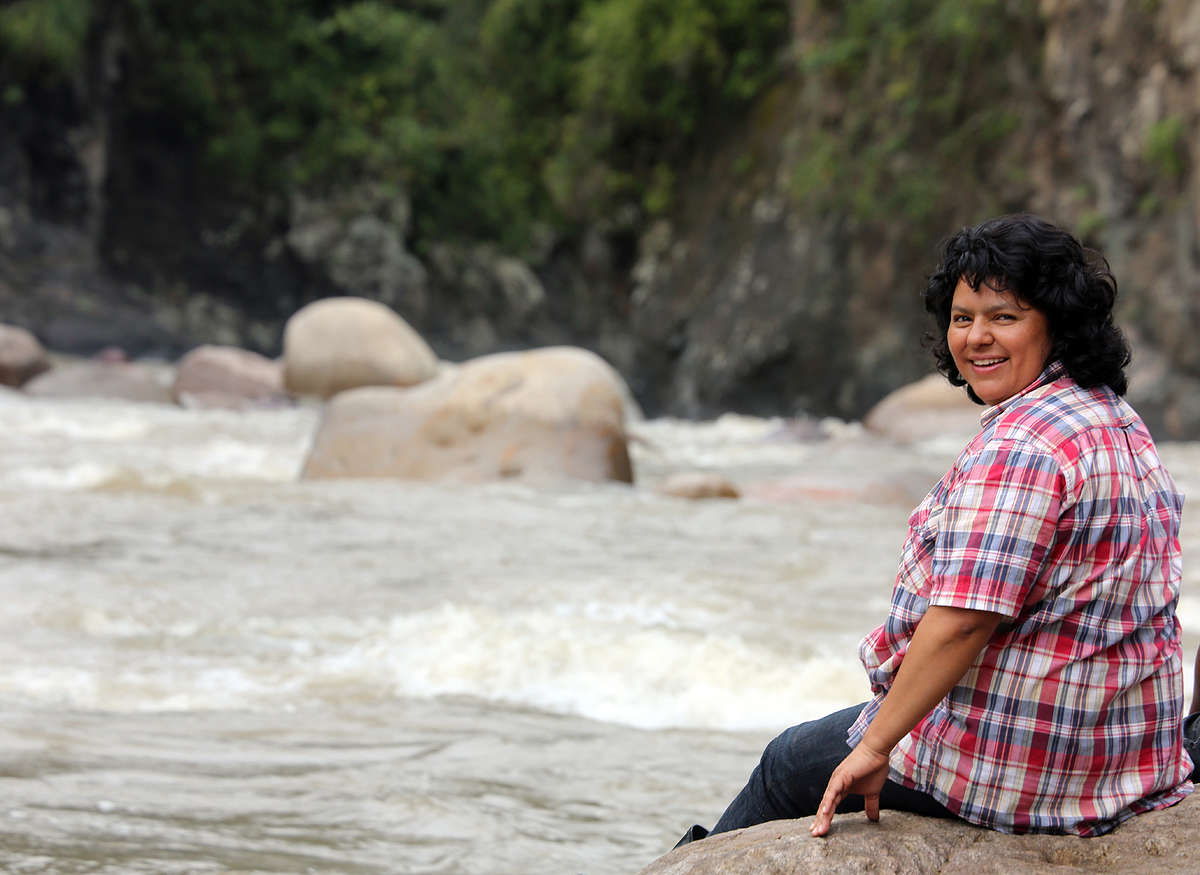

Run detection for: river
[[0, 391, 1196, 873]]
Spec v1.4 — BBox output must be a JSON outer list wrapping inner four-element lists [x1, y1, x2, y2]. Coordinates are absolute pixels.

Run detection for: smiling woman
[[923, 213, 1131, 406], [946, 279, 1053, 405], [667, 214, 1196, 851]]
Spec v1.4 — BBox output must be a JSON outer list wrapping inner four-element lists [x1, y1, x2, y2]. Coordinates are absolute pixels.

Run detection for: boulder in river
[[302, 346, 633, 484], [23, 360, 175, 404], [639, 794, 1200, 874], [282, 296, 438, 399], [657, 471, 740, 500], [172, 344, 288, 409], [0, 324, 50, 387], [863, 373, 981, 444]]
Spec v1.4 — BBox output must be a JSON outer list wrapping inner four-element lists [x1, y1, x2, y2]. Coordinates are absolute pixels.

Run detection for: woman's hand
[[809, 741, 891, 837], [809, 605, 1002, 838]]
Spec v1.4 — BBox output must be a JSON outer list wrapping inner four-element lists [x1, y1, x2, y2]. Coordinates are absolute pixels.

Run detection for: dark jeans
[[709, 703, 953, 835], [1185, 711, 1200, 783], [707, 705, 1200, 837]]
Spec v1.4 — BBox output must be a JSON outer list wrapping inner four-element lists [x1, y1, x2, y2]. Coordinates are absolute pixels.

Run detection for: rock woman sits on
[[676, 214, 1199, 847]]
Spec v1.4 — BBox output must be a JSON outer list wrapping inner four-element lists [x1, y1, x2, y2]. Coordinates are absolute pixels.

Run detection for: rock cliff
[[2, 1, 1198, 435]]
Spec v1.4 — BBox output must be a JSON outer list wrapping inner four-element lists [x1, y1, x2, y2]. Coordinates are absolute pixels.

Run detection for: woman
[[677, 214, 1196, 846]]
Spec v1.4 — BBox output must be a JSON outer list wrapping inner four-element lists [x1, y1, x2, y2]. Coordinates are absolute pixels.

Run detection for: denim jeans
[[1185, 711, 1200, 783], [708, 704, 1200, 837], [709, 703, 953, 835]]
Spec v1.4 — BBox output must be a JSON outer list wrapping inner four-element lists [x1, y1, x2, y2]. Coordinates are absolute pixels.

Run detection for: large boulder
[[22, 360, 175, 404], [172, 344, 289, 409], [0, 323, 50, 387], [301, 346, 633, 483], [282, 297, 438, 399], [640, 795, 1199, 874], [863, 373, 982, 444]]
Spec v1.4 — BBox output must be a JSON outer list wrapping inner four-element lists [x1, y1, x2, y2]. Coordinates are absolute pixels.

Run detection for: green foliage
[[789, 0, 1036, 227], [566, 0, 787, 215], [1144, 115, 1186, 181], [0, 0, 90, 82], [6, 0, 780, 252], [1076, 209, 1106, 240]]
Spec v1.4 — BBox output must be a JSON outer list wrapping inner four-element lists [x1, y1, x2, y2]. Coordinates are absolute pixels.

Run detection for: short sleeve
[[929, 439, 1062, 617]]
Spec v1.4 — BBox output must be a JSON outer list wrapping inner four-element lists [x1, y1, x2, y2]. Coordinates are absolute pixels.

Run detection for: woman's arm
[[809, 604, 1004, 836]]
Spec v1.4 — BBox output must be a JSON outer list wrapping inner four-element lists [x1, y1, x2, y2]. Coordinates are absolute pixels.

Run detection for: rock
[[423, 243, 551, 360], [1125, 333, 1200, 440], [172, 344, 288, 409], [39, 300, 183, 359], [301, 346, 633, 484], [285, 186, 427, 316], [657, 471, 740, 500], [23, 360, 175, 404], [640, 795, 1200, 874], [863, 373, 982, 443], [282, 297, 438, 399], [0, 324, 50, 387]]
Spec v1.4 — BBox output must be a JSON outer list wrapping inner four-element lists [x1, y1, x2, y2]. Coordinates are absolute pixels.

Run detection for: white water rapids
[[0, 390, 1196, 873]]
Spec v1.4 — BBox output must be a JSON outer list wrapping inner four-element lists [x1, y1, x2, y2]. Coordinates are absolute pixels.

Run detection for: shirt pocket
[[897, 502, 942, 599]]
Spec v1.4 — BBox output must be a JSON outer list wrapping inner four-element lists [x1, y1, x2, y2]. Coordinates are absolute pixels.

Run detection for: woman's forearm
[[859, 605, 1004, 756]]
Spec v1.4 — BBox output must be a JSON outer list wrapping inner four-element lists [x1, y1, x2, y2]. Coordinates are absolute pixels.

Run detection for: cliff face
[[1, 1, 1198, 435], [626, 0, 1200, 434]]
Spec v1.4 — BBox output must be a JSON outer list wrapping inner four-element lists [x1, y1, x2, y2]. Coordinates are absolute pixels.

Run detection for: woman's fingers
[[809, 771, 850, 836], [810, 744, 891, 836], [864, 791, 880, 822]]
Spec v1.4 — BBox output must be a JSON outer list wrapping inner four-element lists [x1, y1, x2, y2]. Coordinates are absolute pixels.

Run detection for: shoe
[[673, 824, 709, 849]]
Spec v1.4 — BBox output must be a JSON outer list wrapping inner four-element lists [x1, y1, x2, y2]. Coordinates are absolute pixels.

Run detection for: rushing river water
[[0, 390, 1197, 874]]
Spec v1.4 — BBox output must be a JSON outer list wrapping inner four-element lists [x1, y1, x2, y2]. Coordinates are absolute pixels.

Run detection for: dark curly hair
[[923, 213, 1131, 404]]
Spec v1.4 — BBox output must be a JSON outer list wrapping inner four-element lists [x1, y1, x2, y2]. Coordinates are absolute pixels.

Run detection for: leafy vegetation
[[2, 0, 788, 253], [1144, 115, 1186, 182], [0, 0, 91, 80], [788, 0, 1037, 227]]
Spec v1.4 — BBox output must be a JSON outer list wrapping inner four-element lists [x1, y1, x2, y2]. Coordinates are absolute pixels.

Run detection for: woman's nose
[[966, 318, 992, 346]]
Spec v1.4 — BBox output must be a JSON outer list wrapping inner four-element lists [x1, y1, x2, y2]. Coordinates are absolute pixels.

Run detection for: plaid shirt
[[848, 362, 1193, 835]]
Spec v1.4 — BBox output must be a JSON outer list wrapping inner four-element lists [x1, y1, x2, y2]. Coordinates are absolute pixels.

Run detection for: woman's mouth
[[970, 357, 1008, 371]]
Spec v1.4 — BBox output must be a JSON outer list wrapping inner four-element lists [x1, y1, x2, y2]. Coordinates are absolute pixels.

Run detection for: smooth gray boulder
[[863, 373, 982, 444], [23, 360, 174, 404], [657, 471, 740, 500], [0, 324, 50, 387], [172, 344, 288, 409], [301, 346, 633, 484], [282, 296, 438, 399]]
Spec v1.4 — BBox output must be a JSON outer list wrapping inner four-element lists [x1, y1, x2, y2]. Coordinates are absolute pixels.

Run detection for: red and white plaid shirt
[[848, 362, 1193, 835]]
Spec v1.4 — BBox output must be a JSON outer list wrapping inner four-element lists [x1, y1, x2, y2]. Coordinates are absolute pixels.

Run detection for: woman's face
[[948, 277, 1053, 406]]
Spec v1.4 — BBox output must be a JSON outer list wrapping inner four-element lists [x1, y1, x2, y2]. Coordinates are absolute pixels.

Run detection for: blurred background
[[2, 3, 1200, 873], [3, 0, 1198, 435]]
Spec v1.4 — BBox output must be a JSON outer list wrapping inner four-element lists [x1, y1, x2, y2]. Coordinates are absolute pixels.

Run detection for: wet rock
[[23, 360, 174, 404], [640, 795, 1199, 874], [172, 344, 288, 409], [863, 373, 982, 444], [657, 471, 740, 500], [301, 346, 632, 484], [0, 324, 50, 387], [282, 296, 438, 399]]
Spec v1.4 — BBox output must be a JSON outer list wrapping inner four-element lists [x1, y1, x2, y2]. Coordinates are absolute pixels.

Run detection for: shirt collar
[[979, 360, 1068, 428]]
